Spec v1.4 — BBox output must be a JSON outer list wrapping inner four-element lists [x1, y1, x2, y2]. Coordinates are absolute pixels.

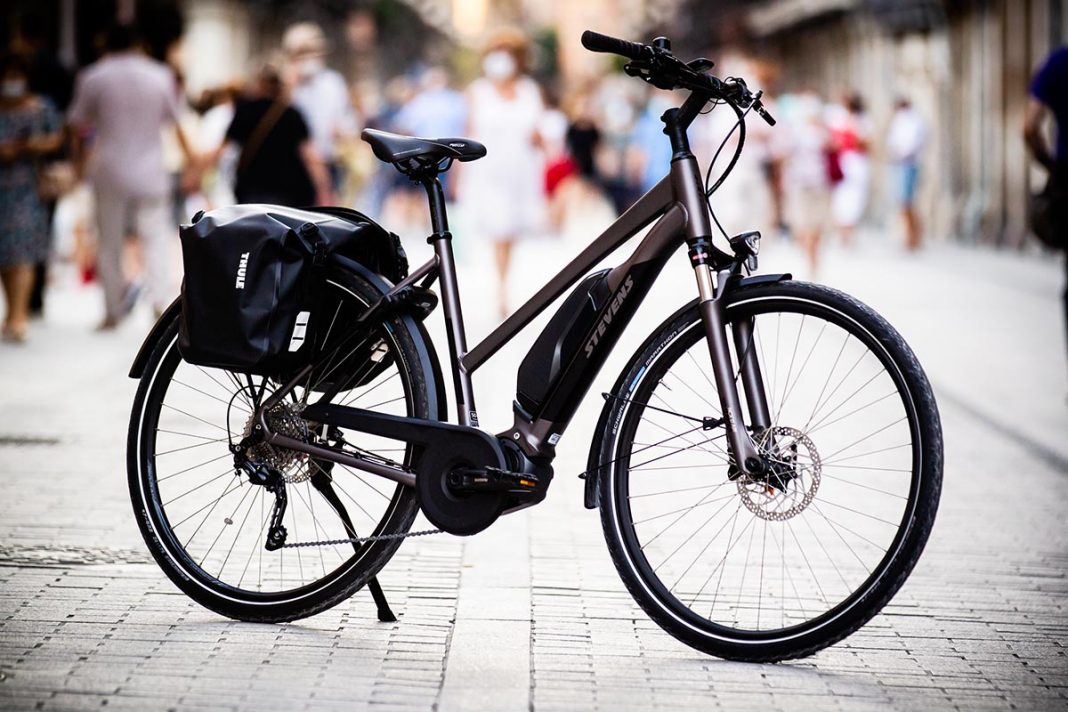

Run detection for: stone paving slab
[[1, 236, 1067, 710]]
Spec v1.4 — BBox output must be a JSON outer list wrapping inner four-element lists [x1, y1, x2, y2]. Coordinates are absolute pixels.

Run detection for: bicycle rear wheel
[[128, 269, 432, 622], [598, 281, 942, 661]]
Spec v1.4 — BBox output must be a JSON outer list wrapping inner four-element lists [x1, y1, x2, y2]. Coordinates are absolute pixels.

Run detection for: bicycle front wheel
[[598, 280, 942, 661]]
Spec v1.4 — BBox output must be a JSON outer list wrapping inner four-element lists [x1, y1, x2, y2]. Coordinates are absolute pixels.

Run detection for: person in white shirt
[[282, 23, 357, 194], [67, 24, 197, 328], [887, 97, 926, 251]]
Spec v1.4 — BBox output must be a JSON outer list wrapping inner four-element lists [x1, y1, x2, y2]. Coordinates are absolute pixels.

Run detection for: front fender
[[582, 272, 791, 509]]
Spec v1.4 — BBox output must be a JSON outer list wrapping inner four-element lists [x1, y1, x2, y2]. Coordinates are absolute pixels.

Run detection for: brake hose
[[704, 97, 754, 239]]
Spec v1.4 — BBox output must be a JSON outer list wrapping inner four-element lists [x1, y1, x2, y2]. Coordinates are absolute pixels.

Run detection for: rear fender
[[129, 298, 181, 378], [583, 272, 791, 509]]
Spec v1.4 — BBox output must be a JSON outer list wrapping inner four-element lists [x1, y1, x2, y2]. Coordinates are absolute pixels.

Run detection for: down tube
[[509, 205, 687, 458]]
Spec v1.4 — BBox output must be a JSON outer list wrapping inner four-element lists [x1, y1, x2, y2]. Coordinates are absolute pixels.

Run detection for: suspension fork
[[731, 318, 772, 430], [690, 256, 766, 476]]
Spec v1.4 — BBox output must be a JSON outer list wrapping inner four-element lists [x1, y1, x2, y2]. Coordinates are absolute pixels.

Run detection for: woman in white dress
[[460, 29, 545, 318]]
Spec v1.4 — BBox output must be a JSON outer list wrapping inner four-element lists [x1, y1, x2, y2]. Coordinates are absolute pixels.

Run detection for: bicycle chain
[[279, 527, 443, 549]]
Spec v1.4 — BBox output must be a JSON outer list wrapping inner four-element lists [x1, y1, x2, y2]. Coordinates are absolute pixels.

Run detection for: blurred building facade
[[737, 0, 1066, 247]]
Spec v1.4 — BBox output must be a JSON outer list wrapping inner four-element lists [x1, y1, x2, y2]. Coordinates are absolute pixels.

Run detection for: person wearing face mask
[[282, 23, 357, 197], [459, 29, 547, 319], [0, 54, 63, 343]]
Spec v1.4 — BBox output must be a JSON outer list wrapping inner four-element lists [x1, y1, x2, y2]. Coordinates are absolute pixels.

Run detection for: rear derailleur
[[233, 458, 289, 550]]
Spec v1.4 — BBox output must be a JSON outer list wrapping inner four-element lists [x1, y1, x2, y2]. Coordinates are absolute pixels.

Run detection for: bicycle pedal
[[447, 467, 539, 494]]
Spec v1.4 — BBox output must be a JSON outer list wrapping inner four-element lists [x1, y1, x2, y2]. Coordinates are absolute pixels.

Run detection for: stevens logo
[[584, 274, 634, 357]]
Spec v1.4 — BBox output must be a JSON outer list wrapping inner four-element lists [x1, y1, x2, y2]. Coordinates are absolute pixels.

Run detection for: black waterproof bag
[[178, 204, 407, 376]]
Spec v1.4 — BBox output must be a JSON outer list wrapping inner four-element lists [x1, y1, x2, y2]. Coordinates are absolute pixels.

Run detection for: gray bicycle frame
[[399, 150, 770, 474], [262, 120, 772, 485]]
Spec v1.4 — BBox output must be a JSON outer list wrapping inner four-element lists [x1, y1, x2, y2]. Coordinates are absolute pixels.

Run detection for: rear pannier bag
[[177, 204, 407, 376]]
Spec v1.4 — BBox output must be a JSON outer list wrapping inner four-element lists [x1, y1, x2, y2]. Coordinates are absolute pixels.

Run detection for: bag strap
[[237, 99, 290, 176]]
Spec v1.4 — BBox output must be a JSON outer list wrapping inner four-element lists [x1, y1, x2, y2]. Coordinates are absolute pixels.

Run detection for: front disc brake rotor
[[737, 425, 821, 521]]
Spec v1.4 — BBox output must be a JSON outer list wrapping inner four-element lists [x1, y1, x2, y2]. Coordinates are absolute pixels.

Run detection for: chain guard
[[416, 436, 507, 536]]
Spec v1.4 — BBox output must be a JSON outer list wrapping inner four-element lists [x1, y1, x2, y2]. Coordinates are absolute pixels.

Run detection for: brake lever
[[750, 90, 776, 126]]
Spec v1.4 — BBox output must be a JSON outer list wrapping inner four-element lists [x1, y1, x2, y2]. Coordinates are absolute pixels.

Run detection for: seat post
[[421, 176, 449, 237], [420, 175, 479, 428]]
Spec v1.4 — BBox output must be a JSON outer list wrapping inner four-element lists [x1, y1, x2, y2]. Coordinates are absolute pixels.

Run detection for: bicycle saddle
[[361, 129, 486, 167]]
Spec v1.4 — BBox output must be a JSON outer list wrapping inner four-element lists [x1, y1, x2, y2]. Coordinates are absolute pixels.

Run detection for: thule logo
[[584, 275, 634, 357], [234, 252, 250, 289], [288, 311, 311, 352]]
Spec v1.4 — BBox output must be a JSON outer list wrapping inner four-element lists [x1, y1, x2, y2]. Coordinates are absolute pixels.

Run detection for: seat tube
[[423, 176, 479, 428]]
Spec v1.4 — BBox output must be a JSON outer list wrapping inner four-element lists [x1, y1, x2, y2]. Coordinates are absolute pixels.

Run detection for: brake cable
[[703, 95, 754, 240]]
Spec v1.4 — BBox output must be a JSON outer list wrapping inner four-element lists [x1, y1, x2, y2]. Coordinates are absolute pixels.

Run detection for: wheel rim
[[610, 295, 924, 642], [135, 280, 418, 603]]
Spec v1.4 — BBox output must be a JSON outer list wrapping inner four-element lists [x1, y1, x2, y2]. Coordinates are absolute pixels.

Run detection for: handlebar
[[580, 29, 775, 127], [580, 30, 648, 61]]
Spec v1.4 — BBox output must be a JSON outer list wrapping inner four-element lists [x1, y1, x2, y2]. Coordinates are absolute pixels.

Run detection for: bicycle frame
[[412, 102, 768, 472], [262, 97, 772, 485]]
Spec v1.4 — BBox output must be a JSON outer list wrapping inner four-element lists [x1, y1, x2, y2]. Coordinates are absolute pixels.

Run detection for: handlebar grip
[[581, 30, 646, 60]]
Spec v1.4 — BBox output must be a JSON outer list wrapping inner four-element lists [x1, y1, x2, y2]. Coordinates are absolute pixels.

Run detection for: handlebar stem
[[661, 92, 709, 160]]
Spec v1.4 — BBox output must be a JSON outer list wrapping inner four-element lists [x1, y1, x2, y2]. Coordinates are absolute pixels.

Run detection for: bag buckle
[[300, 223, 328, 267]]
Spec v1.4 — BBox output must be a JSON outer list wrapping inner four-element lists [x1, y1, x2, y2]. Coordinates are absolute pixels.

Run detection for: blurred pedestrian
[[282, 23, 358, 194], [195, 84, 239, 209], [0, 54, 63, 342], [395, 66, 467, 200], [395, 67, 467, 140], [829, 92, 871, 244], [1025, 45, 1068, 365], [887, 97, 926, 251], [209, 62, 331, 208], [67, 23, 197, 328], [459, 29, 546, 318], [782, 92, 832, 274], [13, 11, 74, 318], [629, 92, 674, 195]]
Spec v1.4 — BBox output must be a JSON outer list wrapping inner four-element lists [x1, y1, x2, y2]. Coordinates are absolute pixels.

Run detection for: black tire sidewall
[[599, 281, 943, 661], [128, 270, 427, 622]]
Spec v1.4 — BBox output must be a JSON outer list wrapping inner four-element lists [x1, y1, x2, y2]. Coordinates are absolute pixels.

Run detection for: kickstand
[[310, 467, 398, 623], [367, 576, 397, 622]]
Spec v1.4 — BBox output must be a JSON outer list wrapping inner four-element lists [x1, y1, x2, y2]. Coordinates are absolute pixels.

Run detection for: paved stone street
[[1, 229, 1066, 711]]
